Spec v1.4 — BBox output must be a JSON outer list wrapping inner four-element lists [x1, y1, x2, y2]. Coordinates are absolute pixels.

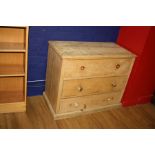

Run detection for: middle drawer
[[61, 76, 127, 98]]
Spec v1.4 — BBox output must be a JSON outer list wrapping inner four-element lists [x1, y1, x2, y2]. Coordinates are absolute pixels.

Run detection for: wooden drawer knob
[[73, 102, 79, 107], [80, 66, 85, 70], [80, 104, 87, 111], [107, 97, 114, 101], [111, 83, 117, 87], [83, 104, 87, 109], [78, 86, 83, 92], [116, 64, 120, 69], [70, 102, 79, 107]]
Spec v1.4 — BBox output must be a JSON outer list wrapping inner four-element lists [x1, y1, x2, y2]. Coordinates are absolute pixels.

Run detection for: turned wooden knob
[[107, 97, 114, 101], [83, 104, 87, 109], [70, 102, 79, 107], [80, 66, 85, 70], [80, 104, 87, 111], [73, 102, 79, 107], [111, 83, 117, 87], [116, 64, 120, 69], [78, 86, 83, 92]]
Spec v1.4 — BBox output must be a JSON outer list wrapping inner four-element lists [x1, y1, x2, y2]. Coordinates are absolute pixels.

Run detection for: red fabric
[[117, 26, 155, 106]]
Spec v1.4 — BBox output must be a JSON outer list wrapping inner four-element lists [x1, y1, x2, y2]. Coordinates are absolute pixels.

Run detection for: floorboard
[[0, 96, 155, 129]]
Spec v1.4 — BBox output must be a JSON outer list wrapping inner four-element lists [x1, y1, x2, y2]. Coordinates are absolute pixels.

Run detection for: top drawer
[[63, 58, 132, 79]]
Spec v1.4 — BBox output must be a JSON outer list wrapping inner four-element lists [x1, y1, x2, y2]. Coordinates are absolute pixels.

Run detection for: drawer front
[[61, 76, 127, 98], [59, 92, 121, 113], [63, 58, 132, 79]]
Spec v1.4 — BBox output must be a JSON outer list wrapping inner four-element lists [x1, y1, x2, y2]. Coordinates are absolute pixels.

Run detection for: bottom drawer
[[59, 92, 121, 113]]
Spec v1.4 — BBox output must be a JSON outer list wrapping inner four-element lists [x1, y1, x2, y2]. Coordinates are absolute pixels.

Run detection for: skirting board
[[43, 92, 121, 120], [0, 102, 26, 113]]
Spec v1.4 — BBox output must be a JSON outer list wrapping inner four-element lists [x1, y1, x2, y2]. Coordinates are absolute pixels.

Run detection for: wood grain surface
[[49, 41, 135, 58], [0, 96, 155, 129]]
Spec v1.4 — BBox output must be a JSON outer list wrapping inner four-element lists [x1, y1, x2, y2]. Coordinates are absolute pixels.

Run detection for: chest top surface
[[48, 41, 136, 59]]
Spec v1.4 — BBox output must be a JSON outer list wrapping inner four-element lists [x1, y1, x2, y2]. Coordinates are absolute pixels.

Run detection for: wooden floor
[[0, 96, 155, 129]]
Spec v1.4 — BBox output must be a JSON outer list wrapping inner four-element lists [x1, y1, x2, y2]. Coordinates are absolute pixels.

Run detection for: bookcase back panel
[[0, 27, 25, 43], [0, 77, 24, 92], [0, 53, 24, 66]]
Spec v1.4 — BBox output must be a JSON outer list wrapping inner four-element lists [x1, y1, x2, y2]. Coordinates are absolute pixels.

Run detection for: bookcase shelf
[[0, 26, 28, 113], [0, 42, 26, 52], [0, 65, 25, 77]]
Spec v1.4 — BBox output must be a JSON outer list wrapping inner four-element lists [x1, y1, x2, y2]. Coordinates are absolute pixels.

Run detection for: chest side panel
[[45, 46, 62, 112]]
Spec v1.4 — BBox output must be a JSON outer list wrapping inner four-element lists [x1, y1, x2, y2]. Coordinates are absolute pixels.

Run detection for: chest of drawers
[[43, 41, 135, 119]]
